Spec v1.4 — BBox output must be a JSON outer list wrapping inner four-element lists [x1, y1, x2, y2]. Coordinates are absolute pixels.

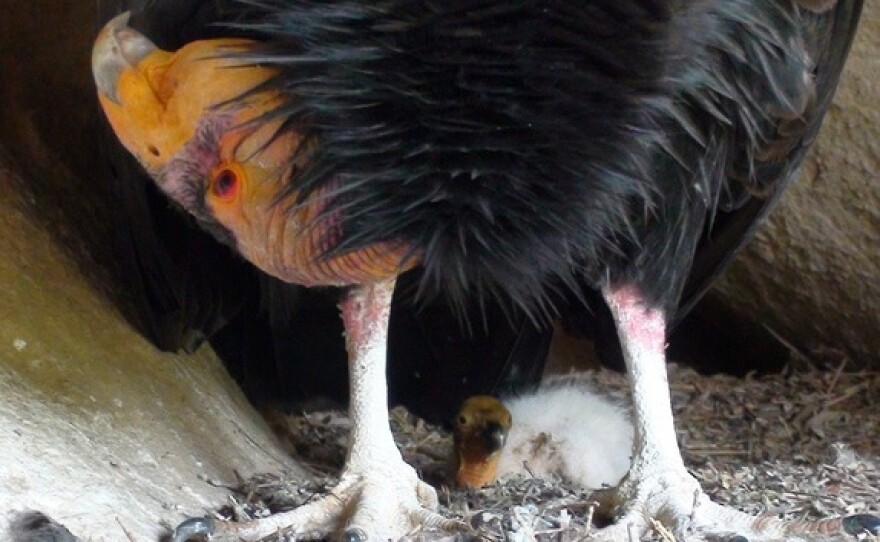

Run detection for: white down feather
[[495, 374, 634, 489]]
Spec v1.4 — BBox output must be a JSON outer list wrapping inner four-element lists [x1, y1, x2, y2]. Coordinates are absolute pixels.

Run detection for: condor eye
[[211, 168, 240, 200]]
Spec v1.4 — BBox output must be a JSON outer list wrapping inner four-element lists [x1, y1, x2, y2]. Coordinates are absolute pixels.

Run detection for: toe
[[843, 513, 880, 535], [704, 534, 749, 542], [411, 508, 470, 533], [171, 517, 214, 542], [416, 479, 439, 510]]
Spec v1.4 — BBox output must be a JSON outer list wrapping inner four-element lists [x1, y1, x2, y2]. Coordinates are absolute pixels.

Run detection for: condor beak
[[91, 12, 276, 174], [92, 12, 158, 106]]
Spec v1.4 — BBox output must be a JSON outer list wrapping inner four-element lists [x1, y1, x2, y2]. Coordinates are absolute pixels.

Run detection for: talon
[[343, 526, 368, 542], [843, 513, 880, 535], [171, 516, 214, 542]]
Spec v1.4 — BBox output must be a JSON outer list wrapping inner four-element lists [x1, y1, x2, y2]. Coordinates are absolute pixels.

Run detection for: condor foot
[[587, 465, 879, 542], [171, 460, 467, 541]]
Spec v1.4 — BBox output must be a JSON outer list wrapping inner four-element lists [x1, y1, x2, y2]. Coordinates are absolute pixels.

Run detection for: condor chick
[[453, 375, 633, 491]]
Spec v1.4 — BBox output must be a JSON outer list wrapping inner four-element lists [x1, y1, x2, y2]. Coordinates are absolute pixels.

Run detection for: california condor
[[92, 1, 878, 540]]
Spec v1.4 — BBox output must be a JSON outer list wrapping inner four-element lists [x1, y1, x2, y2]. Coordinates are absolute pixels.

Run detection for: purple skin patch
[[155, 113, 235, 222], [147, 113, 240, 247]]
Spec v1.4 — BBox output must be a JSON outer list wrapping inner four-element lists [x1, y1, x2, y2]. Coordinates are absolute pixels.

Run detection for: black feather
[[96, 0, 862, 403], [231, 0, 673, 320], [671, 0, 864, 320], [229, 0, 862, 323]]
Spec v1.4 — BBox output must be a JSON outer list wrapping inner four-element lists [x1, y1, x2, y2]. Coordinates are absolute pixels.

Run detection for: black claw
[[343, 527, 368, 542], [170, 517, 214, 542], [843, 513, 880, 535]]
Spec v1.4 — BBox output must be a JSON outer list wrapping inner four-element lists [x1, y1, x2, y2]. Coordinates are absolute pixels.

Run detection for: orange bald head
[[92, 13, 415, 287], [452, 395, 512, 489], [93, 13, 281, 176]]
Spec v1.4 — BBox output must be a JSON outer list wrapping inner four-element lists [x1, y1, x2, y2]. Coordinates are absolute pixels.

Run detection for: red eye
[[212, 168, 239, 200]]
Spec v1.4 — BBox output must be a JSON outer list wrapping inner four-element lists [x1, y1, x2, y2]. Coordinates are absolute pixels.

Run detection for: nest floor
[[198, 362, 879, 541]]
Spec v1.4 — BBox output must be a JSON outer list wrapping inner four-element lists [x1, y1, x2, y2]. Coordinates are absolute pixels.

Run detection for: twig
[[115, 517, 136, 542]]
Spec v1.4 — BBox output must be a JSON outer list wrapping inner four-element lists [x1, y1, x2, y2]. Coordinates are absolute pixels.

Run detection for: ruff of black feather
[[225, 0, 861, 323], [228, 0, 673, 319]]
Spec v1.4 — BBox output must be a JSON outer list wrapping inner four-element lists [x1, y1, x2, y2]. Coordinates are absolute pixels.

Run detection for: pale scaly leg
[[588, 285, 879, 542], [172, 279, 464, 541]]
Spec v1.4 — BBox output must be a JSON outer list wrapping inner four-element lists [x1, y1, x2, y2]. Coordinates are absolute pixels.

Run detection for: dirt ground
[[191, 361, 879, 541]]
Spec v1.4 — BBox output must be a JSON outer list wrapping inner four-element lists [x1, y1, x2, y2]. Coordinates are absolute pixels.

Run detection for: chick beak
[[480, 421, 509, 453]]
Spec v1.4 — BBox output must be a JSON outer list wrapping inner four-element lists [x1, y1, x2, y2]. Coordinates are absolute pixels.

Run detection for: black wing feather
[[573, 0, 863, 365], [673, 0, 864, 321]]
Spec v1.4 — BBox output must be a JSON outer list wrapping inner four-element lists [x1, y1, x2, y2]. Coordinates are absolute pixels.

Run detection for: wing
[[676, 0, 864, 320], [562, 1, 863, 370]]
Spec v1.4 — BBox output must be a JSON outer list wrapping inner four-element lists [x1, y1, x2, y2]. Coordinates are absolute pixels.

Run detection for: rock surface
[[715, 3, 880, 367], [0, 165, 301, 541]]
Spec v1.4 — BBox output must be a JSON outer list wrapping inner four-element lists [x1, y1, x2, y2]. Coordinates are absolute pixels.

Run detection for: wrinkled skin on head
[[93, 13, 414, 287]]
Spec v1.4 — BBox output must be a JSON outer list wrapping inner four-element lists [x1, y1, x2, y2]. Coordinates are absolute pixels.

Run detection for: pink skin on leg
[[339, 280, 400, 466], [604, 284, 665, 349], [603, 284, 680, 464], [331, 280, 463, 539]]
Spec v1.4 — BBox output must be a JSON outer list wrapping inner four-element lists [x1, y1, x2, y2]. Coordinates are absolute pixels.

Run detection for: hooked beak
[[92, 12, 158, 106], [91, 12, 276, 174], [480, 421, 509, 453]]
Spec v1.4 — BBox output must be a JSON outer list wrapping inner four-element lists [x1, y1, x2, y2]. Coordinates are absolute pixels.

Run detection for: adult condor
[[92, 1, 878, 541]]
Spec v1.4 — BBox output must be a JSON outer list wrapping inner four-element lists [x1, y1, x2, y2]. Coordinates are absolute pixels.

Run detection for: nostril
[[147, 145, 160, 157]]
